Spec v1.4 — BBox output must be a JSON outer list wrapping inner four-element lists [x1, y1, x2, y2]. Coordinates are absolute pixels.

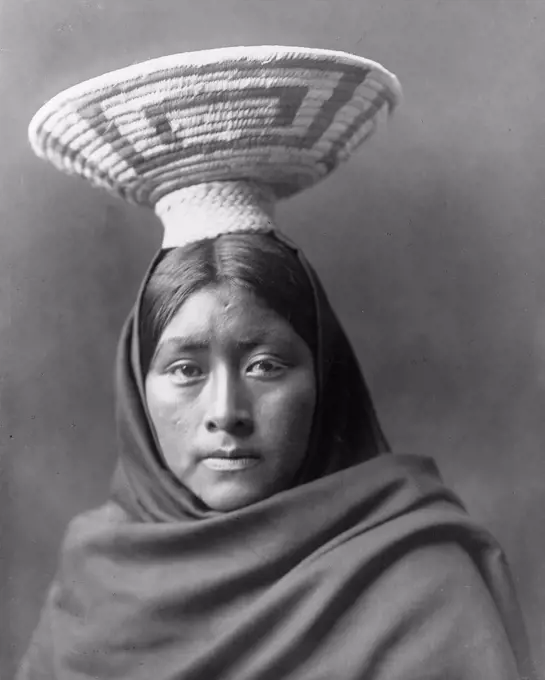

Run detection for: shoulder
[[64, 501, 130, 541], [58, 501, 131, 566], [382, 540, 502, 621], [370, 540, 527, 679]]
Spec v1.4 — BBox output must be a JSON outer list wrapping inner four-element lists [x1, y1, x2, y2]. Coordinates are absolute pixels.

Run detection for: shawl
[[17, 245, 537, 680]]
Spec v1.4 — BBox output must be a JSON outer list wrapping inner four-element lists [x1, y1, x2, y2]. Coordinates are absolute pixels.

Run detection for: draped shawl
[[17, 242, 536, 680]]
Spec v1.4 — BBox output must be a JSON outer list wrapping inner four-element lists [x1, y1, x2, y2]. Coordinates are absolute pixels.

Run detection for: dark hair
[[139, 231, 389, 476], [139, 233, 317, 374]]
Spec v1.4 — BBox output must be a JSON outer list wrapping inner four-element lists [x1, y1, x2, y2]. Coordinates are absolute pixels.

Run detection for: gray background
[[1, 0, 544, 676]]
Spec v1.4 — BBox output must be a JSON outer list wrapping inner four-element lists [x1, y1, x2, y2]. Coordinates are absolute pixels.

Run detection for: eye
[[168, 361, 205, 384], [246, 357, 287, 379]]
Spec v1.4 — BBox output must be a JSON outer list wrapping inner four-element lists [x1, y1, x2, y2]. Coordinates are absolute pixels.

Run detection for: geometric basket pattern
[[28, 45, 402, 208]]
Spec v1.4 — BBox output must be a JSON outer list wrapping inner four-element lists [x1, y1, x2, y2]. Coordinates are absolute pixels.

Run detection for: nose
[[204, 366, 253, 436]]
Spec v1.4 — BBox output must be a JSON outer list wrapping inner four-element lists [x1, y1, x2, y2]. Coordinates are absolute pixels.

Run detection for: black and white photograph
[[1, 1, 543, 678]]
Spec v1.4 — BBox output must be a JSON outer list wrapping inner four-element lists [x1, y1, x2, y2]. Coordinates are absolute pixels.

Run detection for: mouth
[[201, 449, 261, 472]]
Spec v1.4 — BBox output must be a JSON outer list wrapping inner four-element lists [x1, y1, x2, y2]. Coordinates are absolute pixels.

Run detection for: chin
[[192, 465, 300, 512], [201, 481, 277, 513]]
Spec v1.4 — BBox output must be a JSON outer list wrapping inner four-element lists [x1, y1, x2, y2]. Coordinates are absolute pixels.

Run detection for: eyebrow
[[155, 336, 210, 354], [155, 331, 288, 355]]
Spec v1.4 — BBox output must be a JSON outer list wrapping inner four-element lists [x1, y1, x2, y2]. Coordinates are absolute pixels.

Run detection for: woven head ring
[[28, 45, 401, 248]]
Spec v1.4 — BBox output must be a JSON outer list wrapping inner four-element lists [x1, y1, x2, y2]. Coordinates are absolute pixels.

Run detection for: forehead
[[158, 284, 293, 345]]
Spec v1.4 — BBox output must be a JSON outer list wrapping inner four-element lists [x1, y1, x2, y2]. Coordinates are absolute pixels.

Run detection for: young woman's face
[[145, 284, 316, 512]]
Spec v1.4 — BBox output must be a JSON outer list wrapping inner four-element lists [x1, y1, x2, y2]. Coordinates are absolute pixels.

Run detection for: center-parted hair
[[139, 233, 317, 375], [139, 232, 389, 483]]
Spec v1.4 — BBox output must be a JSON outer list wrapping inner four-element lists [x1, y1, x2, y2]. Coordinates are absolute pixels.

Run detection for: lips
[[201, 449, 260, 472]]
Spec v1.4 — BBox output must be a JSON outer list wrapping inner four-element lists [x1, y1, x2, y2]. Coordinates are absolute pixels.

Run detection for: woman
[[18, 46, 536, 679]]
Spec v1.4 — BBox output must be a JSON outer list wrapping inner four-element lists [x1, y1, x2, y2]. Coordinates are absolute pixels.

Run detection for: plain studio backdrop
[[1, 0, 544, 676]]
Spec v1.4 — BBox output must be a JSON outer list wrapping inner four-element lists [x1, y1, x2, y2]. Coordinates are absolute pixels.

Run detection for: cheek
[[145, 380, 198, 467], [257, 377, 316, 449]]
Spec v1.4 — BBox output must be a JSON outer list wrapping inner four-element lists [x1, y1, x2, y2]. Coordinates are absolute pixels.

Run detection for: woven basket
[[28, 45, 401, 247]]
